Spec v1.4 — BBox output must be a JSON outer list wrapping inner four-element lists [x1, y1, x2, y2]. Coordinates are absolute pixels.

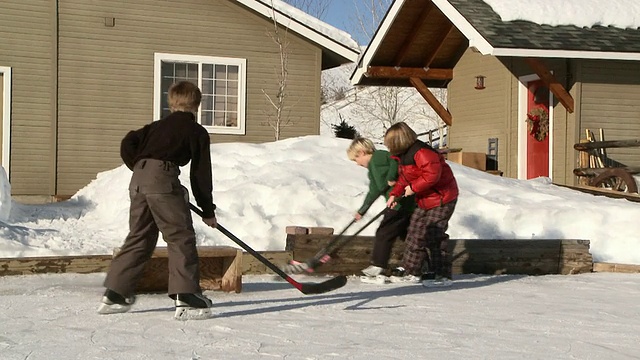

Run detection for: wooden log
[[287, 235, 592, 276], [593, 262, 640, 273], [242, 251, 292, 275], [0, 255, 112, 276], [574, 139, 640, 151]]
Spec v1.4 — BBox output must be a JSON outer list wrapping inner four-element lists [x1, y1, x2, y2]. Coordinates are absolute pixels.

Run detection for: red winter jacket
[[390, 141, 459, 210]]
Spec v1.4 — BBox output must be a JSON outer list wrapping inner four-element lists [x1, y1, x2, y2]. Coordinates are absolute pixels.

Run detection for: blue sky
[[324, 1, 366, 45]]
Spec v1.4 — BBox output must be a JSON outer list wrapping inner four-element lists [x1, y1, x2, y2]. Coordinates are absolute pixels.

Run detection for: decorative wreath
[[525, 107, 549, 142]]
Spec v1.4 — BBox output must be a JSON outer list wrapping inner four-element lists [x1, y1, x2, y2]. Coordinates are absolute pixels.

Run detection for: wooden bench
[[114, 246, 242, 293]]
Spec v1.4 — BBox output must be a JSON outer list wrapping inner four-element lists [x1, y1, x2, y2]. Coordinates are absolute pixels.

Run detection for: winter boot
[[388, 267, 420, 283], [171, 293, 213, 320], [422, 273, 453, 288], [97, 289, 136, 315]]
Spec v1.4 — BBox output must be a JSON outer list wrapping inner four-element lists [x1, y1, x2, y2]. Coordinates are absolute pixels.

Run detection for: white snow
[[1, 135, 639, 265], [1, 272, 640, 359], [482, 0, 640, 29], [255, 0, 360, 50], [2, 131, 640, 360]]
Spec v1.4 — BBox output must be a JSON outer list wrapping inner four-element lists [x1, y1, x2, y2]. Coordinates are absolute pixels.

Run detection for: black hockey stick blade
[[189, 203, 347, 295], [299, 275, 347, 295]]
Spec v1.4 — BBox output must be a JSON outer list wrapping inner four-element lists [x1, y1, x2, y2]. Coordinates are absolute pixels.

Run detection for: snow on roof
[[482, 0, 640, 29], [235, 0, 360, 62]]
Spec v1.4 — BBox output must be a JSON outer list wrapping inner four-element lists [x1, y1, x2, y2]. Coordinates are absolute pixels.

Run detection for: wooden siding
[[578, 60, 640, 168], [56, 0, 322, 195], [0, 0, 55, 195], [447, 49, 512, 174]]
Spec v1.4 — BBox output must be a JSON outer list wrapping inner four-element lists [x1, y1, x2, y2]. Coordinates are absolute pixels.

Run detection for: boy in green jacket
[[347, 137, 415, 283]]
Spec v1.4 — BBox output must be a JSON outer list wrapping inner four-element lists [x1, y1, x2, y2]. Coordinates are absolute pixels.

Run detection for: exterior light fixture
[[475, 75, 486, 90]]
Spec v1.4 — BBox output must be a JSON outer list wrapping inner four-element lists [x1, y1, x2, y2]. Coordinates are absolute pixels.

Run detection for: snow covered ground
[[1, 135, 639, 359], [1, 135, 639, 265], [1, 272, 639, 359]]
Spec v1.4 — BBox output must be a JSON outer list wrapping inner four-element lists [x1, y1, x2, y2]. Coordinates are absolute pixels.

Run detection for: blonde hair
[[347, 137, 376, 161], [168, 81, 202, 113], [384, 122, 418, 155]]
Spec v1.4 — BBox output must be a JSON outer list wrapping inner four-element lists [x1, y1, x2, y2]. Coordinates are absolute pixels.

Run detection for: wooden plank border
[[593, 262, 640, 273], [0, 251, 292, 277]]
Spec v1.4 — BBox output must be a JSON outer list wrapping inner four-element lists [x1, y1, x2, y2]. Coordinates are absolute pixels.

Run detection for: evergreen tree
[[332, 118, 360, 139]]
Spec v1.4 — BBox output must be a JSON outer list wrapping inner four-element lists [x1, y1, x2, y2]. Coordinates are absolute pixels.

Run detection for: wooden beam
[[423, 22, 454, 67], [393, 3, 433, 65], [410, 77, 452, 126], [366, 66, 452, 80], [524, 57, 575, 113]]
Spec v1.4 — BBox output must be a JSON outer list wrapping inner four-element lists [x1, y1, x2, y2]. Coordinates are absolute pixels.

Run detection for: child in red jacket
[[383, 122, 459, 287]]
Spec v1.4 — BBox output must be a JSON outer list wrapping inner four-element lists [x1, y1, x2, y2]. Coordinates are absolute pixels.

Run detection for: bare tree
[[349, 0, 391, 44], [282, 0, 334, 20], [343, 0, 447, 145], [262, 1, 292, 141]]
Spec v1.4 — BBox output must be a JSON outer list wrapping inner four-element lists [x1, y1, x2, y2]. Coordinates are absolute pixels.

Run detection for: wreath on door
[[525, 107, 549, 142]]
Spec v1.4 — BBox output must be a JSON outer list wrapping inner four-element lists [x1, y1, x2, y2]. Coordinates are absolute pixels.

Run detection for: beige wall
[[577, 59, 640, 168], [0, 0, 56, 195], [448, 51, 581, 185], [54, 0, 322, 195], [447, 49, 512, 175]]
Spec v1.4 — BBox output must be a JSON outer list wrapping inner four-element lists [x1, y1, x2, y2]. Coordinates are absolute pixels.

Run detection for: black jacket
[[120, 111, 215, 217]]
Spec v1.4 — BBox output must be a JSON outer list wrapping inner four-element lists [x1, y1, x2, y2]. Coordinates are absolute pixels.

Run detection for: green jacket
[[357, 150, 416, 216]]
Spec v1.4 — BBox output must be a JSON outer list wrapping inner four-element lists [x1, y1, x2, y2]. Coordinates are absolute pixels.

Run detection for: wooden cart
[[573, 139, 640, 194]]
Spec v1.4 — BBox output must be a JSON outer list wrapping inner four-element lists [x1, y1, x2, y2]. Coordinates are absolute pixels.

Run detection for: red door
[[526, 80, 550, 179]]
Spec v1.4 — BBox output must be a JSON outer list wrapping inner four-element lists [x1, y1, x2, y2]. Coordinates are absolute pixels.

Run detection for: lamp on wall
[[475, 75, 486, 90]]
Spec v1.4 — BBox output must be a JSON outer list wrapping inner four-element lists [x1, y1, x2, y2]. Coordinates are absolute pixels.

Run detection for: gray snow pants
[[104, 158, 201, 297]]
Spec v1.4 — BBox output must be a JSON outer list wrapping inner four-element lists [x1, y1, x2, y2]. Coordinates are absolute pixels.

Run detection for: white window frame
[[0, 66, 11, 177], [153, 53, 247, 135]]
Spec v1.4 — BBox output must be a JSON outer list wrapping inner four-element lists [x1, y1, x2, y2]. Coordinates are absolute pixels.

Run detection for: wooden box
[[447, 151, 486, 171], [113, 246, 242, 293]]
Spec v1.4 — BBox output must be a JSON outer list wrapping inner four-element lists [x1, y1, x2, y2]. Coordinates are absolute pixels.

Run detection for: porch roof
[[352, 0, 640, 87]]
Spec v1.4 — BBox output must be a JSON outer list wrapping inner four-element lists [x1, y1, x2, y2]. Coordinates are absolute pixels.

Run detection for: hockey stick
[[189, 203, 347, 295], [283, 206, 389, 274], [283, 186, 393, 275]]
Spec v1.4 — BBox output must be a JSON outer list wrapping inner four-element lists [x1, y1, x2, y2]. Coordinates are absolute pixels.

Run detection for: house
[[351, 0, 640, 188], [0, 0, 359, 202]]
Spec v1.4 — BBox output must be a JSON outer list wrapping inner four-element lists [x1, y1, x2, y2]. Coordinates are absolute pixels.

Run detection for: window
[[154, 53, 246, 135]]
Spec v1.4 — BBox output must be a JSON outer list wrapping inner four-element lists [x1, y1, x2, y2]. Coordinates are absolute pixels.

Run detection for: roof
[[233, 0, 360, 69], [352, 0, 640, 86], [441, 0, 640, 59]]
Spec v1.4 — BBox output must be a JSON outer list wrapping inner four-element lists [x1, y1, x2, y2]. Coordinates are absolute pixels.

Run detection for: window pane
[[175, 63, 187, 77], [228, 66, 239, 80], [227, 112, 237, 127], [202, 95, 213, 111], [214, 96, 226, 112], [161, 77, 174, 93], [214, 111, 225, 126], [202, 79, 213, 95], [227, 80, 238, 94], [215, 65, 226, 79], [188, 63, 198, 79], [201, 111, 213, 126], [215, 80, 226, 94], [161, 62, 174, 77], [202, 64, 214, 79], [227, 96, 237, 111]]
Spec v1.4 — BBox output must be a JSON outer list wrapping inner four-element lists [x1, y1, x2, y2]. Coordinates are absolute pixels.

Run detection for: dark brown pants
[[402, 199, 457, 277], [104, 159, 201, 297], [370, 209, 411, 268]]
